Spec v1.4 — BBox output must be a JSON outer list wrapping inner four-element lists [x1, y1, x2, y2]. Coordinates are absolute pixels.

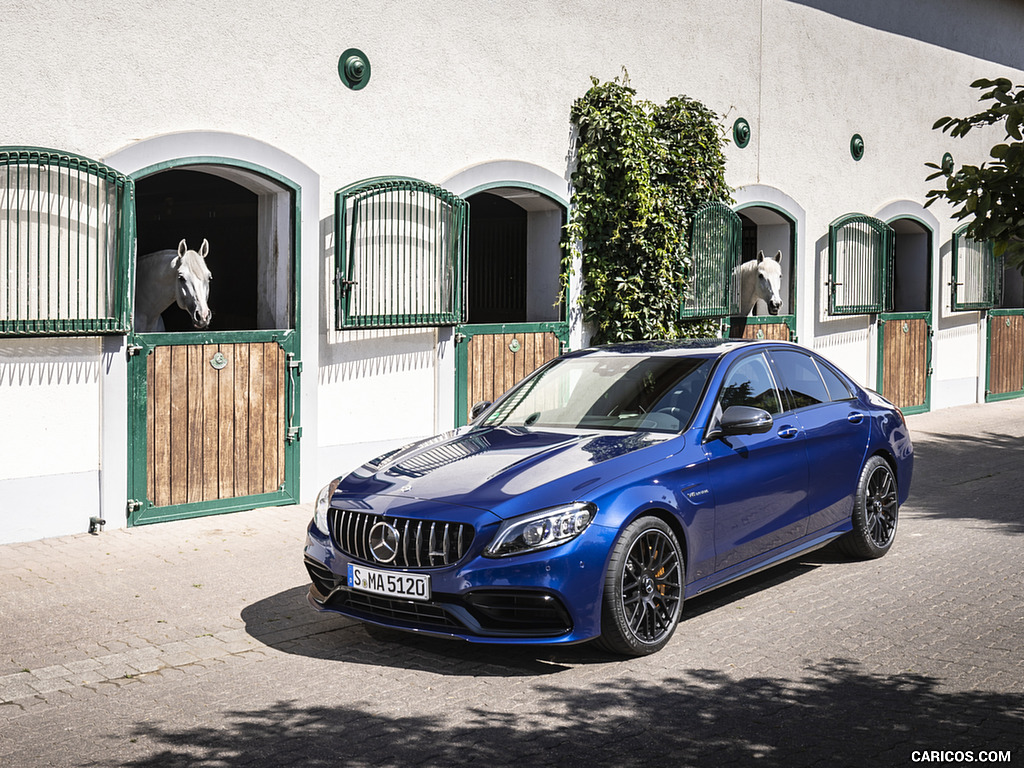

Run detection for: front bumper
[[303, 522, 613, 645]]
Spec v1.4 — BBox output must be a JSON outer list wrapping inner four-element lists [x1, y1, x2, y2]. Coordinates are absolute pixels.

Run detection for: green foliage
[[562, 72, 731, 344], [926, 77, 1024, 272]]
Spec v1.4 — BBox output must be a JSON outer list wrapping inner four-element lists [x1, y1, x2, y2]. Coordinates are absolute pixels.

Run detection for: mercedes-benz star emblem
[[368, 521, 400, 564]]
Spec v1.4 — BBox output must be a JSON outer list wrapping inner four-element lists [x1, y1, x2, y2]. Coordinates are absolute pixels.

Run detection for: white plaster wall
[[4, 0, 1024, 540], [0, 338, 102, 541]]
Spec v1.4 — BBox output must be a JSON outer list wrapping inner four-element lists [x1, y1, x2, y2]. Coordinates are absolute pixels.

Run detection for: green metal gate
[[0, 147, 134, 336]]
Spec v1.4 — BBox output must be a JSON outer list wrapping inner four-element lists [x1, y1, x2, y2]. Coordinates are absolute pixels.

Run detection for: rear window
[[815, 359, 855, 401], [771, 349, 830, 409]]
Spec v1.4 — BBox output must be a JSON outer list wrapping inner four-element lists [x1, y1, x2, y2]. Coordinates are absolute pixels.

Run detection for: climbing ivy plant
[[562, 72, 732, 344]]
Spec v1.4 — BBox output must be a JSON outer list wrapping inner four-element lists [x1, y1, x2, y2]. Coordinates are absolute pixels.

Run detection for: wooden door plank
[[186, 344, 206, 503], [217, 344, 235, 499], [152, 347, 172, 508], [247, 343, 265, 493], [262, 342, 280, 494], [200, 344, 219, 502], [234, 343, 250, 496], [169, 345, 189, 506]]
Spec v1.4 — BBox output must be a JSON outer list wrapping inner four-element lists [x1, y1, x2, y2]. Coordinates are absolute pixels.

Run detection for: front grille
[[328, 508, 474, 568]]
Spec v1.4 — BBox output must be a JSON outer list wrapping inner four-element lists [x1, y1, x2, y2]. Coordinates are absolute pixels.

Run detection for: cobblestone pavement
[[1, 400, 1023, 767]]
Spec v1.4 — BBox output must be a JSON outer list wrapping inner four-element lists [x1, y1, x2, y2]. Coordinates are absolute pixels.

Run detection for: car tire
[[837, 455, 899, 559], [598, 516, 684, 656]]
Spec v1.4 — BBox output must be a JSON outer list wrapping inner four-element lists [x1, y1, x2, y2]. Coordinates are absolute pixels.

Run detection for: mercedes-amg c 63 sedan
[[304, 340, 913, 656]]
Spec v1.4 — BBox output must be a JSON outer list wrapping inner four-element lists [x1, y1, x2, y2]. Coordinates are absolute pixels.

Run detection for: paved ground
[[1, 399, 1023, 767]]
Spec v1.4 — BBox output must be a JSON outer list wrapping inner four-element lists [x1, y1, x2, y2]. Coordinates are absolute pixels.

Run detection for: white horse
[[134, 239, 213, 332], [736, 250, 784, 316]]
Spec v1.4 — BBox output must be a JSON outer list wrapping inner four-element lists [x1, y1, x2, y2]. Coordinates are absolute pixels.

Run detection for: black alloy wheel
[[599, 516, 684, 656], [838, 455, 899, 559]]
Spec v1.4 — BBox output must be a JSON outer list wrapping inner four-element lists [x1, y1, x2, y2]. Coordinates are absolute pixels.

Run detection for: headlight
[[484, 502, 595, 558], [313, 477, 342, 534]]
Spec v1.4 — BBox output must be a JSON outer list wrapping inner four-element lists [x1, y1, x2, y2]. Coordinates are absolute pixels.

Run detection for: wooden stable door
[[145, 341, 287, 507], [465, 330, 561, 419], [879, 315, 930, 411], [988, 312, 1024, 398]]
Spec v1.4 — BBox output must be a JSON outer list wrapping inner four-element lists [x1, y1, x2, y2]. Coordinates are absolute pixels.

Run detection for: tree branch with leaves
[[926, 77, 1024, 272]]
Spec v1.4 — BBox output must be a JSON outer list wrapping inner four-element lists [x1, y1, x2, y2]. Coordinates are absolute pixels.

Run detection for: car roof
[[566, 339, 758, 359]]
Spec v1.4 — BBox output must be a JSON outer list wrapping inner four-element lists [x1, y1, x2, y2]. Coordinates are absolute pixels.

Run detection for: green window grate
[[680, 201, 740, 318], [827, 214, 893, 315], [334, 176, 468, 329], [951, 224, 998, 311], [0, 147, 134, 336]]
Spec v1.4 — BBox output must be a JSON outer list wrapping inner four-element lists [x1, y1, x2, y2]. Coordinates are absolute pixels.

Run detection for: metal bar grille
[[828, 214, 892, 315], [328, 508, 474, 569], [334, 176, 467, 329], [952, 226, 997, 311], [0, 147, 134, 335], [680, 201, 740, 318]]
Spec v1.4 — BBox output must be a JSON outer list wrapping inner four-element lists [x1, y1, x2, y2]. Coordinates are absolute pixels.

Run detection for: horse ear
[[757, 250, 765, 263], [773, 250, 782, 262], [199, 239, 209, 259], [178, 239, 188, 258]]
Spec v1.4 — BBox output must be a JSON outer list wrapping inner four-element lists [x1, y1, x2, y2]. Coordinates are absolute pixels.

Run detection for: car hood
[[334, 426, 680, 520]]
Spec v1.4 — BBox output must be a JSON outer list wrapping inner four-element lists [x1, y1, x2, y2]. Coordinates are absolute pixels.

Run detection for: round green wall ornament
[[733, 117, 751, 149], [850, 133, 865, 161], [339, 48, 371, 90]]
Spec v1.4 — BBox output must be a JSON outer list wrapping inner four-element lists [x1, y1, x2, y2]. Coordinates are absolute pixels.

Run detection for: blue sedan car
[[304, 340, 913, 656]]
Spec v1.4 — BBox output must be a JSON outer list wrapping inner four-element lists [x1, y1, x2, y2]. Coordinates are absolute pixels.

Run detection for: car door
[[767, 348, 872, 534], [703, 351, 810, 571]]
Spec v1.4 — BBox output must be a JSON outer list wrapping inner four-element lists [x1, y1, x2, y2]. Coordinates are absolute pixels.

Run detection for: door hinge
[[127, 344, 144, 357], [126, 499, 143, 514], [287, 354, 302, 374], [455, 332, 467, 344], [287, 426, 303, 443]]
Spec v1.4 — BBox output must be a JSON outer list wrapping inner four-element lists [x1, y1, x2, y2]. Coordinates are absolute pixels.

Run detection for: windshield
[[481, 354, 715, 433]]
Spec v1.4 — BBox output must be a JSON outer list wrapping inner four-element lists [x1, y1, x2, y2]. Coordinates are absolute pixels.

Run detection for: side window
[[718, 353, 781, 415], [815, 359, 855, 402], [771, 349, 830, 409]]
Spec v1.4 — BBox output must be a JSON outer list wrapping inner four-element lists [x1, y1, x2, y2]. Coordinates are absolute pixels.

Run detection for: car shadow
[[241, 550, 843, 675]]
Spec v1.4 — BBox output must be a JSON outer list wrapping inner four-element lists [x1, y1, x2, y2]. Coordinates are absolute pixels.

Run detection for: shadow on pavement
[[240, 553, 846, 674], [112, 658, 1023, 767], [906, 428, 1024, 534]]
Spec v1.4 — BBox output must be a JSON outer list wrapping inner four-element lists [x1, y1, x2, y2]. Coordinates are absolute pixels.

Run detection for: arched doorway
[[455, 185, 568, 423], [879, 216, 933, 413], [126, 161, 300, 525], [730, 204, 797, 340]]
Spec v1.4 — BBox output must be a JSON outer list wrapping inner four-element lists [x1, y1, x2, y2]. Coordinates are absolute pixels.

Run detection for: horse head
[[755, 250, 783, 315], [172, 239, 213, 329]]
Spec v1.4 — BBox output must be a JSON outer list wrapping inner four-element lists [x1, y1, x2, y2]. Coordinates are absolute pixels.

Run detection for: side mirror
[[470, 400, 492, 421], [711, 405, 774, 439]]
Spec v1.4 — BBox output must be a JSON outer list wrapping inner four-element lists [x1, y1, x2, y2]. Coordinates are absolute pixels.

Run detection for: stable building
[[1, 0, 1022, 543]]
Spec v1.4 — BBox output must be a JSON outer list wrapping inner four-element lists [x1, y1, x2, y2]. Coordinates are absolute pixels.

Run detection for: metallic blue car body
[[305, 340, 913, 650]]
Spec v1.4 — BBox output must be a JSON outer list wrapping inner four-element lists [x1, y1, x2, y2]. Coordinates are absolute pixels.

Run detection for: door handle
[[847, 412, 864, 424], [777, 426, 799, 439]]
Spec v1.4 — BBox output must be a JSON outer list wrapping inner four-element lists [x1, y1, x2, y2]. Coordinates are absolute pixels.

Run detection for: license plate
[[348, 563, 431, 601]]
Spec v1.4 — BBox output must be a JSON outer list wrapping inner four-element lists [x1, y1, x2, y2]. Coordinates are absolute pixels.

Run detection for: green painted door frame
[[126, 157, 303, 525]]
